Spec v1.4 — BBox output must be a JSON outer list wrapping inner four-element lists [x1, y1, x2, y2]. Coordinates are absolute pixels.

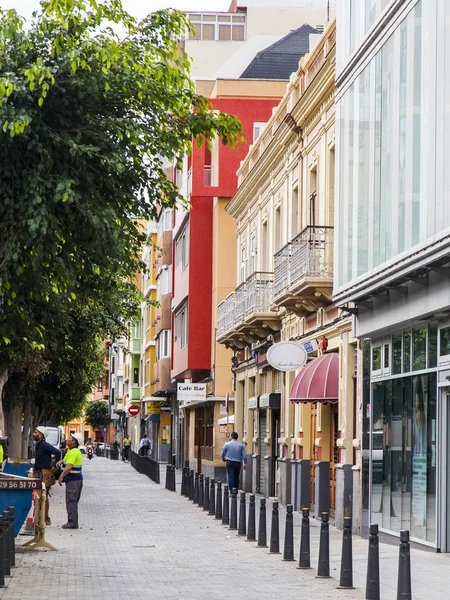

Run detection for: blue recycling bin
[[0, 474, 42, 536]]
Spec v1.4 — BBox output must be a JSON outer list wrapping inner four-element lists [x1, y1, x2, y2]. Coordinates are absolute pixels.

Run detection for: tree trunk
[[21, 391, 34, 459], [0, 368, 8, 437], [6, 401, 24, 458]]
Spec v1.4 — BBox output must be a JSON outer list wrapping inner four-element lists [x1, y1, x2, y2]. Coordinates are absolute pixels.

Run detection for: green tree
[[84, 401, 110, 432], [0, 0, 242, 437]]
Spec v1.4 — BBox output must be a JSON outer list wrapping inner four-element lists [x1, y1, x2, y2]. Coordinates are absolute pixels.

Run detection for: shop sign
[[220, 403, 227, 415], [177, 383, 206, 403], [267, 342, 307, 372], [146, 402, 160, 415]]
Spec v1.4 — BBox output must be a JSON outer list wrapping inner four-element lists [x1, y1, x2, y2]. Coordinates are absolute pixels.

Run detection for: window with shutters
[[260, 373, 268, 394], [274, 370, 282, 393]]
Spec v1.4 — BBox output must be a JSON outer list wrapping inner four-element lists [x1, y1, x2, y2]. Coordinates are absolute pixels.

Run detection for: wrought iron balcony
[[273, 226, 334, 312], [217, 272, 279, 347]]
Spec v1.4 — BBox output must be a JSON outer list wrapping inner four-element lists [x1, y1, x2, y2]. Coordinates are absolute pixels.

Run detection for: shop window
[[370, 374, 437, 544]]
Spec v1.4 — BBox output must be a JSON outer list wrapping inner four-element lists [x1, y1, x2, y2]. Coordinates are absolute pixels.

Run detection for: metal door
[[259, 410, 267, 496], [329, 403, 339, 515]]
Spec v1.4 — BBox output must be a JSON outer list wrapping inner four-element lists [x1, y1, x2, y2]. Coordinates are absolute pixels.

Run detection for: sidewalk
[[0, 459, 446, 600]]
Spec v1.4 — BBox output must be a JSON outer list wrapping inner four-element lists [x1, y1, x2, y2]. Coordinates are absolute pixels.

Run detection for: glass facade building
[[336, 0, 450, 549]]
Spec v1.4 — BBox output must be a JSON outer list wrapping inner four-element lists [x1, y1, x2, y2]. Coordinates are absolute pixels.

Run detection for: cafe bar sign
[[177, 383, 207, 404]]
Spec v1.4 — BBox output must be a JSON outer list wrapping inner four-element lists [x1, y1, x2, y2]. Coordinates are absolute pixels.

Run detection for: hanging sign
[[267, 342, 307, 372]]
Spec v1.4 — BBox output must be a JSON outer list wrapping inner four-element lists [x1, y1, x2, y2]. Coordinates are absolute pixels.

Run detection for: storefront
[[367, 322, 450, 549]]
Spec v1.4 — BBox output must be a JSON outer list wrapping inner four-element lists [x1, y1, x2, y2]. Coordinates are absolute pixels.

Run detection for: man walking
[[139, 435, 151, 457], [58, 433, 84, 529], [33, 426, 61, 525], [123, 435, 132, 461], [221, 432, 247, 493]]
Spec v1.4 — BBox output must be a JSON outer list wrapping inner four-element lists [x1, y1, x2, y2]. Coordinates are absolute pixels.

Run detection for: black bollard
[[193, 472, 199, 504], [2, 512, 10, 577], [338, 517, 354, 589], [246, 494, 256, 542], [283, 504, 295, 561], [215, 482, 223, 520], [198, 474, 204, 508], [181, 467, 186, 496], [229, 488, 238, 530], [298, 508, 311, 569], [208, 479, 216, 515], [222, 485, 230, 525], [203, 476, 210, 511], [165, 465, 169, 490], [0, 515, 5, 587], [238, 492, 247, 536], [7, 507, 14, 568], [269, 501, 280, 554], [257, 498, 268, 548], [365, 524, 380, 600], [189, 470, 194, 501], [317, 512, 330, 578], [397, 530, 412, 600]]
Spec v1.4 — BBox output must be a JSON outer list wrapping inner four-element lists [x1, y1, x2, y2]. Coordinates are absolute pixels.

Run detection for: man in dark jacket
[[33, 426, 61, 525]]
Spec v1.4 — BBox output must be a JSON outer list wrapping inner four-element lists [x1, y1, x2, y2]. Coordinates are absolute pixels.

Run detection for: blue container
[[0, 474, 41, 536], [4, 458, 31, 478]]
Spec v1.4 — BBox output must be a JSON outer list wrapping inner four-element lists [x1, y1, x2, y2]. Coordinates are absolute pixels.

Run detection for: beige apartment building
[[217, 20, 361, 528]]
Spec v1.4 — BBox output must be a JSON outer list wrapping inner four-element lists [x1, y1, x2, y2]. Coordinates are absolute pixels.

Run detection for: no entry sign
[[128, 405, 140, 417]]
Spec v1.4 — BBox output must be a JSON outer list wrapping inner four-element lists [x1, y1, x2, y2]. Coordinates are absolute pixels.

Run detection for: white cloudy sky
[[11, 0, 231, 21]]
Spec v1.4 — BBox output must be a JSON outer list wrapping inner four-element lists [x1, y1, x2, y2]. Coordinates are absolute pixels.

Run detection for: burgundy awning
[[290, 353, 339, 404]]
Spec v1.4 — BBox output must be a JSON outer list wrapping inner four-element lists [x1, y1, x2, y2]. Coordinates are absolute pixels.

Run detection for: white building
[[335, 0, 450, 550]]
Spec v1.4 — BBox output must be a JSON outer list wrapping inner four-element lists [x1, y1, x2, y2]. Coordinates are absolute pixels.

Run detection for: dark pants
[[226, 460, 241, 493], [140, 446, 149, 457], [65, 480, 83, 527], [123, 447, 130, 461]]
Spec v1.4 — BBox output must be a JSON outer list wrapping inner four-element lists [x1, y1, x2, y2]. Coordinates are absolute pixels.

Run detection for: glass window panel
[[371, 382, 385, 527], [401, 377, 412, 533], [390, 379, 403, 532], [218, 15, 231, 22], [426, 374, 437, 543], [439, 326, 450, 357], [412, 328, 427, 370], [232, 26, 245, 41], [428, 325, 437, 367], [203, 14, 216, 21], [190, 24, 200, 38], [202, 24, 215, 40], [393, 335, 402, 374], [384, 343, 390, 370], [403, 332, 411, 372], [372, 346, 381, 371], [219, 24, 231, 41], [382, 381, 392, 530], [232, 15, 245, 22]]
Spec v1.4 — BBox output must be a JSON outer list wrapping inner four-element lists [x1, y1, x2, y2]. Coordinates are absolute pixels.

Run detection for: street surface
[[0, 458, 448, 600]]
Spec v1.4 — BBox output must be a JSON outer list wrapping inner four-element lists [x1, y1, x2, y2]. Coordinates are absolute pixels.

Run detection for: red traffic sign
[[128, 405, 140, 417]]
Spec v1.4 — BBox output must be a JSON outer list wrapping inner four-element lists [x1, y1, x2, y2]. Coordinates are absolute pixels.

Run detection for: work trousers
[[65, 479, 83, 527]]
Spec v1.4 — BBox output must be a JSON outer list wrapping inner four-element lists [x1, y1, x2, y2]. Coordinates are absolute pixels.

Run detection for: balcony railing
[[217, 272, 274, 339], [273, 226, 334, 301]]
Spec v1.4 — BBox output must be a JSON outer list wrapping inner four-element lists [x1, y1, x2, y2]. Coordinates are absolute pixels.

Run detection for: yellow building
[[217, 20, 360, 529]]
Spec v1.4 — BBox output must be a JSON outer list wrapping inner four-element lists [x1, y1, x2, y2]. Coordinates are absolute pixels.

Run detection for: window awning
[[290, 353, 339, 404]]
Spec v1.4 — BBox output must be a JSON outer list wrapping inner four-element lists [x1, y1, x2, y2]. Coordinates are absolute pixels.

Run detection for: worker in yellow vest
[[123, 436, 131, 462]]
